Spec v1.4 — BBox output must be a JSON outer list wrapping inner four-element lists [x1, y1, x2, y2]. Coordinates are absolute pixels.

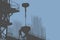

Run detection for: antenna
[[22, 3, 29, 26]]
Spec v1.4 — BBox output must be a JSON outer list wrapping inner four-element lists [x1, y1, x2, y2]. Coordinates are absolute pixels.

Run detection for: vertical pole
[[25, 7, 27, 26], [22, 3, 29, 26]]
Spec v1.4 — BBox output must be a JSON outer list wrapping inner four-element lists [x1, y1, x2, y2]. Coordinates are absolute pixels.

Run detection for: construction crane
[[0, 0, 19, 40]]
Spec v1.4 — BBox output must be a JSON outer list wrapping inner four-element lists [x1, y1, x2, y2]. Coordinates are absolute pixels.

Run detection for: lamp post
[[22, 3, 29, 26]]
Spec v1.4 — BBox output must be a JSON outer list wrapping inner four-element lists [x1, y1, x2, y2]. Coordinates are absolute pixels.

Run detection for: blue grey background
[[9, 0, 60, 40]]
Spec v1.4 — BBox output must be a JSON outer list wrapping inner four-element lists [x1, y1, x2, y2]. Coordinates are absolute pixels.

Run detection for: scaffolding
[[0, 0, 19, 40]]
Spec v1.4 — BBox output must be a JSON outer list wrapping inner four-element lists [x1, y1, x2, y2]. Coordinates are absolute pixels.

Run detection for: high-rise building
[[31, 16, 46, 39]]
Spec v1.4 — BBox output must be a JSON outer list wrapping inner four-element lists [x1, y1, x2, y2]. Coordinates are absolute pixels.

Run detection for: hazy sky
[[9, 0, 60, 40]]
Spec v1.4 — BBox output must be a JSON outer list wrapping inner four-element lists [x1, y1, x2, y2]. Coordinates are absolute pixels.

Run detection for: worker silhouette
[[19, 26, 44, 40], [19, 26, 30, 40]]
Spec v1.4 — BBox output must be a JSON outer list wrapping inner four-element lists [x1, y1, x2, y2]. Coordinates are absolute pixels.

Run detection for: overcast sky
[[9, 0, 60, 40]]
